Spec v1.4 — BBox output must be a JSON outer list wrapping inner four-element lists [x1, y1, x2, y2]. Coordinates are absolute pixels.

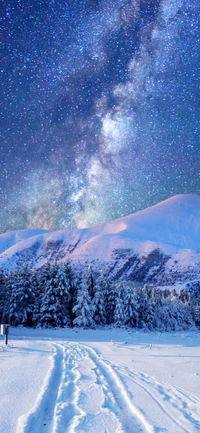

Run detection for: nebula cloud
[[1, 0, 199, 231]]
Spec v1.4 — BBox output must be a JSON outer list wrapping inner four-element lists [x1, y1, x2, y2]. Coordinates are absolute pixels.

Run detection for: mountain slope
[[0, 229, 52, 254], [115, 194, 200, 251], [0, 194, 200, 288]]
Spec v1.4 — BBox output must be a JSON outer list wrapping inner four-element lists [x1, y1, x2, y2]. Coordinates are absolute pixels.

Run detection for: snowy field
[[0, 328, 200, 433]]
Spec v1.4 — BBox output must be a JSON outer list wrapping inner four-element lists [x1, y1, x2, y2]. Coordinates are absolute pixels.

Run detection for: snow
[[1, 327, 200, 433], [1, 194, 200, 274], [117, 194, 200, 251], [0, 338, 52, 433], [0, 229, 51, 255]]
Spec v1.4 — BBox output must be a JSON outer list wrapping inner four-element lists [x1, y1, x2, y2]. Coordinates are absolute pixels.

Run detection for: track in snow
[[16, 342, 149, 433], [114, 364, 200, 433]]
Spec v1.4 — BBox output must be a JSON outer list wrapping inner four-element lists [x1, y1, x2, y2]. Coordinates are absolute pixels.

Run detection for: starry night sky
[[0, 0, 200, 232]]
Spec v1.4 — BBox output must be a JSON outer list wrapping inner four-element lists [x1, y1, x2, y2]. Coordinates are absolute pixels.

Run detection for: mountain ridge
[[0, 194, 200, 290]]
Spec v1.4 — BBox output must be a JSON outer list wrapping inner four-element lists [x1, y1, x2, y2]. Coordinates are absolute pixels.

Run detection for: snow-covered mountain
[[1, 194, 200, 289]]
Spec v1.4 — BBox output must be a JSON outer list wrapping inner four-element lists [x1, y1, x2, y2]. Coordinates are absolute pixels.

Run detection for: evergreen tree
[[63, 260, 75, 324], [0, 268, 6, 322], [8, 277, 18, 326], [30, 268, 41, 327], [154, 299, 195, 331], [71, 271, 82, 322], [124, 287, 139, 327], [162, 288, 171, 301], [40, 262, 69, 327], [114, 290, 125, 327], [73, 277, 95, 328], [170, 288, 178, 301], [105, 283, 118, 324], [151, 287, 162, 308], [38, 261, 52, 299], [54, 263, 71, 325], [192, 304, 200, 327], [9, 263, 36, 326], [93, 272, 107, 325], [2, 270, 16, 323], [138, 285, 155, 330], [87, 264, 95, 299]]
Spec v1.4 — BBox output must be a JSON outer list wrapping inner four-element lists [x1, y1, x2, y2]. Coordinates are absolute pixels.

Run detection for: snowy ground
[[0, 328, 200, 433]]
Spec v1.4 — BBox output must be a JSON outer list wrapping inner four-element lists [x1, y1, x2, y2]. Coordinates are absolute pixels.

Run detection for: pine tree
[[114, 291, 125, 327], [87, 264, 95, 299], [154, 299, 195, 331], [192, 304, 200, 327], [0, 268, 6, 322], [93, 272, 107, 325], [40, 262, 67, 327], [99, 272, 110, 323], [8, 277, 18, 326], [20, 264, 37, 327], [172, 301, 195, 331], [9, 263, 36, 326], [30, 268, 40, 327], [162, 288, 171, 301], [73, 277, 95, 328], [151, 287, 162, 308], [71, 271, 82, 322], [2, 270, 16, 323], [105, 283, 118, 324], [63, 260, 75, 324], [124, 287, 139, 327], [138, 285, 155, 330], [38, 261, 52, 299], [54, 263, 71, 325], [170, 288, 178, 301]]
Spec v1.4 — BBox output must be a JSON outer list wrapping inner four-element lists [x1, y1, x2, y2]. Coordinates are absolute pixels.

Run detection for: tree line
[[0, 261, 199, 331]]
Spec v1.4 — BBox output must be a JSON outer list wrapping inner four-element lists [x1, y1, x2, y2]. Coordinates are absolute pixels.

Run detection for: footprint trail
[[16, 341, 149, 433]]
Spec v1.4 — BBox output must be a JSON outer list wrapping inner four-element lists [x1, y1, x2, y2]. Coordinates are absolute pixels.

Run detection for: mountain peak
[[0, 194, 200, 288]]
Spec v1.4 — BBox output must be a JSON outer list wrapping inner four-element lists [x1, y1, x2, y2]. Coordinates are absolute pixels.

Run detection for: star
[[0, 0, 199, 232]]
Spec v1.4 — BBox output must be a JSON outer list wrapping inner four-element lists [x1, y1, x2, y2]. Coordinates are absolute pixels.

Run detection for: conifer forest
[[0, 261, 200, 331]]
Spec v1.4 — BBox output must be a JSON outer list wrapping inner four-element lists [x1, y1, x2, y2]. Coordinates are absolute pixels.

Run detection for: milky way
[[0, 0, 200, 232]]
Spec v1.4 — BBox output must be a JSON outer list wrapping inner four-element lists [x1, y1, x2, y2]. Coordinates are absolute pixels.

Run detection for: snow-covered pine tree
[[72, 277, 95, 328], [71, 271, 82, 322], [40, 261, 57, 327], [124, 287, 139, 327], [178, 287, 190, 303], [162, 288, 171, 301], [105, 283, 118, 324], [9, 263, 36, 326], [154, 299, 195, 331], [192, 304, 200, 327], [38, 261, 52, 298], [63, 260, 74, 283], [54, 262, 71, 326], [93, 272, 107, 325], [87, 264, 95, 300], [2, 270, 16, 323], [138, 285, 155, 330], [30, 268, 41, 327], [171, 301, 195, 331], [0, 268, 6, 322], [114, 290, 125, 327], [170, 288, 178, 301], [152, 303, 170, 331], [151, 287, 162, 308], [40, 261, 67, 327], [187, 290, 200, 326], [63, 260, 75, 323], [7, 274, 18, 326]]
